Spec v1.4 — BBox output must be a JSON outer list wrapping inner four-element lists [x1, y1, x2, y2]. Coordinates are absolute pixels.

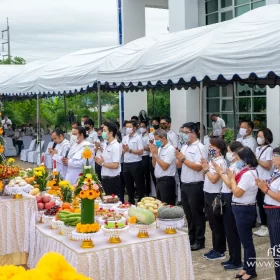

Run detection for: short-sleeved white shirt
[[256, 145, 273, 180], [87, 130, 98, 144], [204, 156, 227, 193], [264, 174, 280, 206], [236, 135, 257, 153], [141, 133, 150, 157], [122, 134, 144, 163], [212, 117, 226, 137], [221, 162, 240, 193], [154, 143, 176, 178], [167, 130, 179, 149], [180, 140, 207, 183], [101, 139, 121, 177], [232, 170, 258, 204]]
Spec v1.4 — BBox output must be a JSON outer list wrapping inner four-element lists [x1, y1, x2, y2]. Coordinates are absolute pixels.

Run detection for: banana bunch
[[137, 197, 165, 214], [58, 211, 81, 227]]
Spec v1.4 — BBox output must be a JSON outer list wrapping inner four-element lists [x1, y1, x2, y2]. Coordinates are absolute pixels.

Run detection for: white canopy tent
[[97, 4, 280, 91]]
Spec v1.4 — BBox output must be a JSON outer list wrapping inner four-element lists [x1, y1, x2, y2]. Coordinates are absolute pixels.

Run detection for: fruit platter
[[4, 177, 34, 195], [137, 197, 166, 216], [99, 194, 122, 210], [115, 203, 134, 215], [57, 210, 81, 238], [42, 205, 60, 226], [156, 205, 185, 234], [101, 221, 129, 243], [98, 212, 126, 226]]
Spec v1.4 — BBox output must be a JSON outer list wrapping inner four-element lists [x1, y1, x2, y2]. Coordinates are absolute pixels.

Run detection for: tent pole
[[36, 94, 41, 167], [233, 82, 238, 140], [97, 83, 102, 127], [199, 81, 204, 144], [64, 95, 67, 133]]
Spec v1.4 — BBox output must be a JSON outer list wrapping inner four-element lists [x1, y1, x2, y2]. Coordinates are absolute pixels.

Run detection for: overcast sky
[[0, 0, 168, 62]]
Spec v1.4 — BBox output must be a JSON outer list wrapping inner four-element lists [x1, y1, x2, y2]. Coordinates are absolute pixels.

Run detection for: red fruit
[[36, 196, 43, 203], [115, 225, 118, 228], [45, 202, 53, 210], [112, 194, 115, 198], [37, 202, 44, 210], [42, 196, 51, 203], [50, 201, 56, 207]]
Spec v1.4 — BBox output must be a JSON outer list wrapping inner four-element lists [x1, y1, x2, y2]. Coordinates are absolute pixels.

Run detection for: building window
[[205, 0, 266, 25], [206, 85, 267, 130]]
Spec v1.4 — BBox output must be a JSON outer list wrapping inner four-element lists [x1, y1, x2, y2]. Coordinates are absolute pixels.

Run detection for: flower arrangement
[[0, 101, 4, 165], [33, 165, 48, 192], [6, 158, 15, 166], [0, 252, 91, 280], [0, 164, 20, 180], [76, 222, 101, 233], [59, 180, 74, 203], [47, 169, 61, 195]]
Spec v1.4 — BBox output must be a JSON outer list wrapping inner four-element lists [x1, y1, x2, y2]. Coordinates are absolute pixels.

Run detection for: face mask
[[70, 135, 78, 144], [182, 134, 189, 143], [152, 124, 159, 130], [208, 148, 216, 158], [160, 124, 167, 130], [155, 140, 162, 148], [239, 128, 247, 137], [257, 137, 265, 145], [226, 152, 234, 162], [126, 127, 133, 135], [102, 131, 107, 140], [84, 126, 90, 131], [139, 128, 146, 133], [236, 160, 245, 170]]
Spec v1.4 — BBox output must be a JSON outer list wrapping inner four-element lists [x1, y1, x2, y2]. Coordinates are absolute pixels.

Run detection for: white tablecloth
[[29, 224, 194, 280], [0, 196, 37, 255]]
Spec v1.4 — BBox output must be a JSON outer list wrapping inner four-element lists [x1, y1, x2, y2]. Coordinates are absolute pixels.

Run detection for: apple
[[45, 202, 53, 210], [37, 202, 45, 210], [36, 196, 43, 203], [42, 196, 51, 203]]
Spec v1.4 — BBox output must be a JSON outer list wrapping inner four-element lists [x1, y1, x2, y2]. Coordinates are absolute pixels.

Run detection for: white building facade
[[119, 0, 280, 147]]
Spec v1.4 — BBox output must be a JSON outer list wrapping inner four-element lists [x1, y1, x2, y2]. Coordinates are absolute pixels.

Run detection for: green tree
[[147, 89, 170, 117], [0, 56, 26, 65]]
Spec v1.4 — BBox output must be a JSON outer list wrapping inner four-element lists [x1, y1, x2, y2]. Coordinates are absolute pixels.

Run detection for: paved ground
[[13, 156, 275, 279]]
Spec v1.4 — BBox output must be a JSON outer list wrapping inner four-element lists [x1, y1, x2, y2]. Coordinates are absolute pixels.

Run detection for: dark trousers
[[204, 192, 226, 254], [181, 182, 205, 245], [102, 176, 121, 197], [149, 157, 157, 188], [257, 189, 267, 226], [123, 161, 145, 204], [221, 193, 241, 265], [232, 205, 256, 275], [156, 176, 176, 205], [95, 163, 102, 183], [141, 156, 151, 196], [119, 163, 125, 203], [265, 207, 280, 280], [15, 140, 23, 154]]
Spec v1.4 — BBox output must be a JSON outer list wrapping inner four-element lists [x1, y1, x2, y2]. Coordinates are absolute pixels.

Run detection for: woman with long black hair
[[227, 147, 258, 280]]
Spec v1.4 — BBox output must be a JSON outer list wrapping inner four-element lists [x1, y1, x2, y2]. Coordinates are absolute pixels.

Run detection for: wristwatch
[[129, 149, 132, 153], [154, 155, 159, 159], [181, 157, 186, 163]]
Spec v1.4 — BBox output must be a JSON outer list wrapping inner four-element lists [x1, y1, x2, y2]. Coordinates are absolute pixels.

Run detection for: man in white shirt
[[160, 116, 179, 149], [25, 124, 35, 137], [122, 120, 145, 204], [84, 119, 98, 144], [2, 115, 12, 130], [49, 128, 71, 179], [150, 129, 176, 205], [95, 122, 121, 196], [209, 114, 226, 138], [236, 120, 257, 153], [139, 121, 151, 196], [175, 122, 208, 251], [81, 116, 88, 127]]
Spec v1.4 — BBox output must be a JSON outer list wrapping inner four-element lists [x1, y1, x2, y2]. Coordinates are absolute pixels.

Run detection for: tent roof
[[97, 4, 280, 91], [0, 46, 119, 98]]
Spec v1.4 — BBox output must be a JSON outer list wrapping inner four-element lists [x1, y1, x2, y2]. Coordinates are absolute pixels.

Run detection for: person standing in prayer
[[236, 120, 257, 153]]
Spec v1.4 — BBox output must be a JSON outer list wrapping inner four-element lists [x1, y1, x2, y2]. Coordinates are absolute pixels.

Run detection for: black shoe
[[191, 243, 205, 251], [241, 274, 257, 280], [221, 259, 233, 266], [235, 273, 245, 279], [177, 201, 182, 206]]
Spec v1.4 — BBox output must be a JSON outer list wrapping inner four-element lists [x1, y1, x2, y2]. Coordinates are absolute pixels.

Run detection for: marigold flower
[[129, 216, 137, 224], [79, 191, 87, 199], [82, 147, 92, 159]]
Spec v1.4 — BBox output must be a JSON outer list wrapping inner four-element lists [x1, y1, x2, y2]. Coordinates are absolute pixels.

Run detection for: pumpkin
[[157, 206, 184, 219]]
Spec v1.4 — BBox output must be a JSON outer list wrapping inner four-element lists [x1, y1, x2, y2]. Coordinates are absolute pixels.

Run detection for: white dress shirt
[[236, 135, 257, 153], [154, 143, 176, 178], [101, 139, 121, 177], [167, 130, 179, 149], [142, 133, 150, 156], [2, 118, 12, 129], [232, 170, 258, 204], [264, 174, 280, 206], [212, 117, 226, 137], [256, 145, 273, 180], [180, 140, 207, 183], [122, 134, 144, 163], [204, 156, 227, 193], [52, 139, 71, 179], [87, 130, 98, 144]]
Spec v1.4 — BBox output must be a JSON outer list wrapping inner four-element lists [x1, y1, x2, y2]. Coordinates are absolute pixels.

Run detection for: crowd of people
[[4, 112, 280, 280]]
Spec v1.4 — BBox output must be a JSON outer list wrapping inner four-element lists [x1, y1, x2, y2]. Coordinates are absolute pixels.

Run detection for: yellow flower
[[82, 147, 92, 159], [52, 170, 58, 176], [0, 181, 3, 192], [76, 222, 100, 233], [0, 265, 25, 279], [79, 191, 87, 199], [7, 158, 15, 164], [85, 173, 92, 179], [129, 216, 137, 224], [34, 171, 43, 177]]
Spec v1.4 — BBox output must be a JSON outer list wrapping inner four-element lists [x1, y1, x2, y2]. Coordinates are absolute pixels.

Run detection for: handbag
[[212, 193, 225, 216]]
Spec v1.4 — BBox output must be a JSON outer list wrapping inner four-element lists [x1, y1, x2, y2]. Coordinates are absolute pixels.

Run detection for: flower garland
[[76, 222, 101, 233], [0, 252, 90, 280]]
